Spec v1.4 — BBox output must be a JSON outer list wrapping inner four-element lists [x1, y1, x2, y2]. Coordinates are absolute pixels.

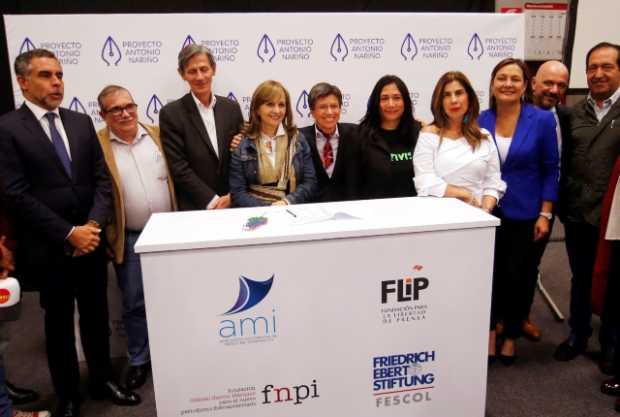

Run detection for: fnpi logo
[[467, 33, 484, 60], [261, 380, 320, 406], [19, 37, 37, 54], [257, 34, 276, 63], [330, 33, 348, 62], [222, 275, 274, 315], [182, 35, 196, 49], [400, 34, 418, 61], [146, 95, 163, 124], [295, 90, 310, 118], [227, 92, 238, 102], [68, 97, 87, 114], [101, 36, 122, 66]]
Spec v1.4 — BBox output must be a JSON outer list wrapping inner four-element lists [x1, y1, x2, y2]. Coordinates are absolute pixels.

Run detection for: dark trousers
[[564, 220, 606, 344], [524, 216, 557, 317], [40, 253, 111, 402], [609, 242, 620, 374], [491, 218, 539, 339]]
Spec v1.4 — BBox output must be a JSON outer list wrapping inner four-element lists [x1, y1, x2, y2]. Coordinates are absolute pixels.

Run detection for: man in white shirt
[[97, 85, 176, 391], [159, 44, 244, 210]]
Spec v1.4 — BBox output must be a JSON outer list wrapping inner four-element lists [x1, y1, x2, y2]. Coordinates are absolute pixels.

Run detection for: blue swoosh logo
[[257, 34, 276, 63], [183, 35, 196, 49], [146, 94, 164, 124], [101, 36, 122, 66], [400, 33, 418, 61], [68, 97, 87, 114], [467, 33, 484, 60], [296, 90, 310, 118], [330, 33, 348, 62], [19, 38, 36, 54], [222, 275, 274, 315]]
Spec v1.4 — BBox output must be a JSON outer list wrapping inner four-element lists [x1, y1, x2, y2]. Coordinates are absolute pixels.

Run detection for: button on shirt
[[587, 87, 620, 122], [24, 99, 72, 159], [110, 126, 172, 231], [315, 125, 340, 178], [191, 92, 219, 157]]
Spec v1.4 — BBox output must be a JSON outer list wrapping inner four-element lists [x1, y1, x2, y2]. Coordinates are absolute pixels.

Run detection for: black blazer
[[0, 105, 112, 288], [299, 122, 359, 202], [160, 93, 244, 210]]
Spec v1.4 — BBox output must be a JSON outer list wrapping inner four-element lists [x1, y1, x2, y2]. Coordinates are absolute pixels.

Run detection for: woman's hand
[[271, 200, 287, 206], [533, 217, 550, 241], [0, 236, 15, 279]]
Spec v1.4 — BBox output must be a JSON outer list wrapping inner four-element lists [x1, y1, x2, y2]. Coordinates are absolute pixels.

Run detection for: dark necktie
[[44, 112, 72, 178], [322, 135, 334, 170]]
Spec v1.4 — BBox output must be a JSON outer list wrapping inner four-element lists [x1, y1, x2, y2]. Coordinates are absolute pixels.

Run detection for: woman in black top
[[357, 75, 421, 199]]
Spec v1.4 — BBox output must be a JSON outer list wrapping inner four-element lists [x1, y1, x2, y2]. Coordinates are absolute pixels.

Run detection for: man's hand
[[213, 194, 231, 209], [67, 224, 101, 256], [0, 236, 15, 278]]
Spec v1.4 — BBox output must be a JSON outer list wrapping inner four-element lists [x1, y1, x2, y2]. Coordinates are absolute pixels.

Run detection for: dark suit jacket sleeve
[[540, 110, 560, 202], [159, 104, 217, 208], [85, 116, 113, 227], [0, 121, 73, 245]]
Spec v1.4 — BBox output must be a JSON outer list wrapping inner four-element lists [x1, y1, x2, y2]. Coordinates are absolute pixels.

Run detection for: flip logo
[[295, 90, 310, 118], [257, 34, 276, 63], [146, 94, 163, 124], [400, 34, 418, 61], [330, 33, 348, 62], [19, 38, 36, 54], [68, 97, 87, 114], [467, 33, 484, 60], [101, 36, 122, 66], [381, 277, 429, 303]]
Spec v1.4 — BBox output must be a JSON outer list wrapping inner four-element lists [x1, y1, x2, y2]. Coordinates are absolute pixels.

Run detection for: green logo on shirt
[[390, 151, 413, 162]]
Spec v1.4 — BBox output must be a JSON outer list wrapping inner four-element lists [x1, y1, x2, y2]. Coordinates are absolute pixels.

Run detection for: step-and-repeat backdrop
[[4, 13, 523, 128]]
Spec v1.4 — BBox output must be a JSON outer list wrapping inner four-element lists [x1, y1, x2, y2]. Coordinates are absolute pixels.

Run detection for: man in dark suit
[[160, 44, 244, 211], [555, 42, 620, 370], [0, 49, 139, 417], [517, 60, 570, 342], [299, 82, 358, 202]]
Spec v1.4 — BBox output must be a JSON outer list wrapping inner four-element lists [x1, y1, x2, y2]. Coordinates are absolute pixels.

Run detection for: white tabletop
[[135, 197, 499, 253]]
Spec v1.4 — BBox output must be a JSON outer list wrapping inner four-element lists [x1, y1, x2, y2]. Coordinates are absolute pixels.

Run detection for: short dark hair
[[177, 44, 216, 73], [488, 58, 532, 110], [97, 85, 132, 110], [360, 74, 419, 143], [586, 41, 620, 69], [308, 82, 343, 110], [14, 48, 57, 77]]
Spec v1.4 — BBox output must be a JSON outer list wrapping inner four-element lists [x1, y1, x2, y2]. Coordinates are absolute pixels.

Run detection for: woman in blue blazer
[[479, 58, 559, 365]]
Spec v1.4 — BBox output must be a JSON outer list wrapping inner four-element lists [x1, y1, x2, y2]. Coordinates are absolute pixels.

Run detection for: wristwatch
[[538, 212, 553, 220]]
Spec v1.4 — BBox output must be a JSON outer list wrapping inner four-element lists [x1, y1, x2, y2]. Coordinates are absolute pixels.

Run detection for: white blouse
[[413, 129, 506, 201]]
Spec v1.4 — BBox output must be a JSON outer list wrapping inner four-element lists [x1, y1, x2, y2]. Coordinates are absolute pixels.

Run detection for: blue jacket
[[229, 132, 318, 207], [478, 104, 559, 220]]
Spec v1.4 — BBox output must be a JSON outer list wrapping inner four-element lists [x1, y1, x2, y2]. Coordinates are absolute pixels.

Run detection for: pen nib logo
[[296, 90, 310, 118], [101, 36, 122, 66], [19, 37, 37, 54], [69, 97, 87, 114], [146, 94, 163, 124], [257, 34, 276, 63], [401, 33, 418, 61], [330, 33, 348, 62], [182, 35, 196, 49], [467, 33, 484, 60], [222, 275, 274, 315], [227, 92, 238, 102]]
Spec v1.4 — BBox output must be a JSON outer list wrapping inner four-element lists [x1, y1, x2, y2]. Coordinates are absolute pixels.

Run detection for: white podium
[[135, 197, 499, 417]]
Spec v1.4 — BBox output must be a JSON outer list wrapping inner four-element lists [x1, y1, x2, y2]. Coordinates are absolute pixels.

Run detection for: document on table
[[283, 206, 360, 225]]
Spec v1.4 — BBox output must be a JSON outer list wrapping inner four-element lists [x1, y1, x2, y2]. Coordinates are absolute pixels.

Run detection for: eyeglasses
[[104, 103, 138, 116]]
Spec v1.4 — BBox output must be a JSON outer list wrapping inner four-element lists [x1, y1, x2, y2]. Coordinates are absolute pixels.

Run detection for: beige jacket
[[97, 123, 177, 263]]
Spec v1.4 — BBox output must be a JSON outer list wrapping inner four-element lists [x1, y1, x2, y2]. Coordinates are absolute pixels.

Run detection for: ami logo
[[218, 275, 276, 339], [381, 273, 429, 304]]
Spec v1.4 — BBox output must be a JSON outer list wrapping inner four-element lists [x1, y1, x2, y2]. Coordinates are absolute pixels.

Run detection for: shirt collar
[[315, 124, 339, 140], [109, 124, 148, 145], [24, 98, 59, 121], [260, 124, 286, 140], [587, 86, 620, 110], [191, 91, 217, 111]]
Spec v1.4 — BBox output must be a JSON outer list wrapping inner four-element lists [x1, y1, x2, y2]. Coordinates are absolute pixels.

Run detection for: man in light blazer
[[160, 44, 244, 211], [556, 42, 620, 371], [299, 82, 359, 202], [97, 85, 177, 391], [0, 49, 139, 417]]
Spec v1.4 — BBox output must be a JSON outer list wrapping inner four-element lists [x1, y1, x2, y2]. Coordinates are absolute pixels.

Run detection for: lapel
[[213, 97, 228, 164], [182, 93, 218, 160], [305, 125, 329, 182], [19, 105, 72, 181], [587, 99, 620, 147], [504, 104, 535, 169], [58, 108, 79, 180], [331, 123, 347, 180]]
